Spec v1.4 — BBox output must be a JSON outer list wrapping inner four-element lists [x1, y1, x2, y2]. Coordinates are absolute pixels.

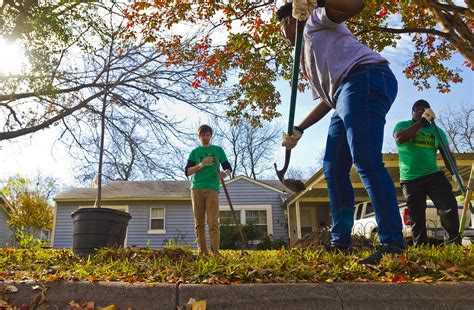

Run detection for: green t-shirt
[[188, 145, 228, 192], [393, 120, 449, 181]]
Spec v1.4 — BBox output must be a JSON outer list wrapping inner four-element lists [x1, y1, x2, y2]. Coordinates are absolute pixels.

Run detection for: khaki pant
[[191, 189, 220, 254]]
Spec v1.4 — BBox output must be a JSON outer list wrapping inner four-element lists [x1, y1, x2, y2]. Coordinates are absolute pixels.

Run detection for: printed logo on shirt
[[411, 131, 436, 148]]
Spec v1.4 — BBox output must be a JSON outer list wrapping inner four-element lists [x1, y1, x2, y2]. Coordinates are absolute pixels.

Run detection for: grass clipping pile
[[291, 229, 375, 250]]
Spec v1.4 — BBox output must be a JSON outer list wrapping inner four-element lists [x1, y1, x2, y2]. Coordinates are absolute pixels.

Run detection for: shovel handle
[[459, 164, 474, 234], [276, 21, 304, 179], [432, 120, 466, 194], [287, 20, 305, 135], [213, 161, 247, 249]]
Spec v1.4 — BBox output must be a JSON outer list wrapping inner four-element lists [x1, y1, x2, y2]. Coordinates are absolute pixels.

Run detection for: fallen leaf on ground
[[0, 299, 12, 307], [398, 253, 408, 265], [391, 275, 407, 283], [0, 284, 18, 293], [414, 276, 433, 283], [98, 305, 117, 310], [185, 298, 206, 310]]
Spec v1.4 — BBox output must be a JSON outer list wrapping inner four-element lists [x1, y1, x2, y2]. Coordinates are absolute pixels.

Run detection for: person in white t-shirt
[[277, 0, 404, 265]]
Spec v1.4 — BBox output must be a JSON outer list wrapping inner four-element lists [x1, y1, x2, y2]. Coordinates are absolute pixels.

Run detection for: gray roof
[[259, 180, 292, 193], [54, 177, 292, 202], [1, 193, 13, 216], [55, 180, 192, 201]]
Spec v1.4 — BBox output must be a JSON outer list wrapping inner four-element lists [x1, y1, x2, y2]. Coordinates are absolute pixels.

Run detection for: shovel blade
[[274, 163, 306, 193]]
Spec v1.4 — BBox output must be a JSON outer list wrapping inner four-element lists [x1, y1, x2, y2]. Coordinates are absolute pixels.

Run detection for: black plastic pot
[[71, 207, 131, 256]]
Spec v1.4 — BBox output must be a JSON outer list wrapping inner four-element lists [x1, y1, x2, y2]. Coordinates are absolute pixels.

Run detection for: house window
[[364, 203, 374, 217], [219, 205, 272, 237], [300, 209, 313, 236], [148, 207, 166, 234], [220, 210, 241, 226], [245, 210, 267, 236]]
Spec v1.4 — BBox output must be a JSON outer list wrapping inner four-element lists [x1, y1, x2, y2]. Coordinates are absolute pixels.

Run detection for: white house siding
[[0, 208, 13, 247]]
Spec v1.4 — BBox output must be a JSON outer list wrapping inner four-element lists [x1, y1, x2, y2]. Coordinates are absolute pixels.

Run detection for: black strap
[[294, 126, 304, 134], [317, 0, 326, 8]]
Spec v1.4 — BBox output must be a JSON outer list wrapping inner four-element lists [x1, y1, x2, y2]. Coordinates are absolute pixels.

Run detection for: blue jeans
[[323, 63, 404, 248]]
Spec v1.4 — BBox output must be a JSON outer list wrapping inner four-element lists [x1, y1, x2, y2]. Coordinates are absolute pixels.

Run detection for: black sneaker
[[443, 234, 462, 245], [358, 243, 405, 265]]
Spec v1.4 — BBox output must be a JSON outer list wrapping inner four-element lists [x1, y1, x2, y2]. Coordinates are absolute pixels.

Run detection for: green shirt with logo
[[394, 120, 449, 181], [188, 145, 228, 192]]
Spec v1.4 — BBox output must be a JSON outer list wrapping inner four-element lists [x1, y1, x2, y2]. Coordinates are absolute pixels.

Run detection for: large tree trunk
[[416, 0, 474, 64]]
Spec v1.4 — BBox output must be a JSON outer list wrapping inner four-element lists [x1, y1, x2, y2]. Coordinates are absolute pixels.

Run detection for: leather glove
[[420, 108, 435, 127], [282, 126, 303, 150], [292, 0, 312, 20]]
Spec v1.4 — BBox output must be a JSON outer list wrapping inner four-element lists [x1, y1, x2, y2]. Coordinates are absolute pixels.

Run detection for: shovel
[[432, 120, 466, 195], [213, 162, 247, 250], [274, 20, 306, 193], [431, 120, 472, 234], [459, 164, 474, 235]]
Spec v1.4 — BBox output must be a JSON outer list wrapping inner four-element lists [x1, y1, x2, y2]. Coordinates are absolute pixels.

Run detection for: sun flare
[[0, 38, 25, 74]]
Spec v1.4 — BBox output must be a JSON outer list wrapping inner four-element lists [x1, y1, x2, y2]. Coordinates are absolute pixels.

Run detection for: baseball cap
[[412, 99, 431, 111]]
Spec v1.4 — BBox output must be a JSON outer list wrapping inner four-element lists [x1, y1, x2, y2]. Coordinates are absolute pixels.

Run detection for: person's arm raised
[[297, 100, 332, 131]]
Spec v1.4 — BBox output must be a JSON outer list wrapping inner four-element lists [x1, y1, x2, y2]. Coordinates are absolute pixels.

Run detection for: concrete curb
[[1, 281, 176, 309], [1, 281, 473, 309], [179, 282, 474, 310]]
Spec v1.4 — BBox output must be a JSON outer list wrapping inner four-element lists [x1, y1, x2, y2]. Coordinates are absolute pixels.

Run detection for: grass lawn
[[0, 245, 473, 284]]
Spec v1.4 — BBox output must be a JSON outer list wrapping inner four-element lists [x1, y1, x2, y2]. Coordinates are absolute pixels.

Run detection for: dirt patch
[[291, 229, 375, 250]]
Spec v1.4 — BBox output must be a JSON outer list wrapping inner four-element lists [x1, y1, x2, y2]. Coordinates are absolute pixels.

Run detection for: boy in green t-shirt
[[393, 99, 461, 246], [185, 125, 231, 256]]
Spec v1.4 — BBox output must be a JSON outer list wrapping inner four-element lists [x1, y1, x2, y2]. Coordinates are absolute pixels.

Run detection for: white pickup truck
[[352, 201, 474, 244]]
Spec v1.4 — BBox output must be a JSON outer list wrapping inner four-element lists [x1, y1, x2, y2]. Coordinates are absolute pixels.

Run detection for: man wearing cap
[[393, 99, 461, 246]]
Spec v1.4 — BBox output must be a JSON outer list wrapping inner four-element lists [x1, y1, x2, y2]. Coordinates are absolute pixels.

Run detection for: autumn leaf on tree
[[124, 0, 473, 125]]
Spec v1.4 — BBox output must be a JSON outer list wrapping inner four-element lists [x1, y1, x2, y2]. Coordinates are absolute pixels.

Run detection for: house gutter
[[54, 197, 191, 202]]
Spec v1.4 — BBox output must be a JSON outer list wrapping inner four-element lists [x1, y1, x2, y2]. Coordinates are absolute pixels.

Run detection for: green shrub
[[15, 230, 47, 249], [220, 223, 286, 250], [256, 235, 287, 250]]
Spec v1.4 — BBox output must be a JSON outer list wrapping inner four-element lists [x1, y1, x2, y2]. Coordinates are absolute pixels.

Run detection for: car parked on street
[[352, 201, 474, 244]]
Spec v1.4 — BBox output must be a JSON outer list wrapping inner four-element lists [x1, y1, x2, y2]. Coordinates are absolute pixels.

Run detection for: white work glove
[[282, 126, 303, 150], [421, 108, 436, 126], [292, 0, 318, 21], [219, 170, 231, 179], [199, 156, 214, 168]]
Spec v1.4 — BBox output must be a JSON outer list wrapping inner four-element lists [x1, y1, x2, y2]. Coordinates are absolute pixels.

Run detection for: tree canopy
[[1, 174, 56, 236], [125, 0, 473, 125], [0, 1, 472, 184]]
